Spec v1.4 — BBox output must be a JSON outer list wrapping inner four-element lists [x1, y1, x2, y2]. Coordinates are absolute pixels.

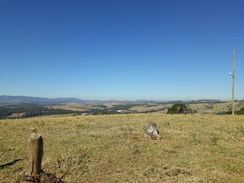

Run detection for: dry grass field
[[0, 114, 244, 183]]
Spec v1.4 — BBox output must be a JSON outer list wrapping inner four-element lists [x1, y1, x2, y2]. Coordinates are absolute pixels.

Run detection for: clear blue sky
[[0, 0, 244, 100]]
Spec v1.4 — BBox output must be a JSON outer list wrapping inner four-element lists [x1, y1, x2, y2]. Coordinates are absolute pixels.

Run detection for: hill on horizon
[[0, 95, 225, 105]]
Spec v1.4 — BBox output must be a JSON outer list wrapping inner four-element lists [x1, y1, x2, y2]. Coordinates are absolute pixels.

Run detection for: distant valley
[[0, 95, 244, 119]]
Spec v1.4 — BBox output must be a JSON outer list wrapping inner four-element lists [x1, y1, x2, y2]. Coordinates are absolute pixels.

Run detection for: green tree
[[167, 104, 188, 114]]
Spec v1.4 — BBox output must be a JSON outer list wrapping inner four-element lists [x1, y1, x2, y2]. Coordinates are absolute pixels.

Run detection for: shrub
[[167, 104, 188, 114], [236, 107, 244, 115]]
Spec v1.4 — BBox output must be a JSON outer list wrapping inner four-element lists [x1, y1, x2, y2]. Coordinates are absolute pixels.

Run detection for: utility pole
[[232, 48, 236, 116]]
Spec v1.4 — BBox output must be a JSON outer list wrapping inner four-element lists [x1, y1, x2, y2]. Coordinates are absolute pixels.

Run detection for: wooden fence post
[[22, 128, 64, 183], [25, 128, 43, 181]]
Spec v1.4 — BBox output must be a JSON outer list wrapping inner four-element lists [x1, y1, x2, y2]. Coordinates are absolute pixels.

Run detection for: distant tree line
[[0, 104, 77, 119], [0, 103, 143, 118], [84, 104, 139, 115]]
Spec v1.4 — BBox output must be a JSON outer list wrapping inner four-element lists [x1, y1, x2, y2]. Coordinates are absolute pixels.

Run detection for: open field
[[49, 101, 244, 115], [0, 114, 244, 182]]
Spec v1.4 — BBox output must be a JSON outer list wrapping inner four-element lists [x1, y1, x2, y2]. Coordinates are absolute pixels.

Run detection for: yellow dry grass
[[0, 114, 244, 183]]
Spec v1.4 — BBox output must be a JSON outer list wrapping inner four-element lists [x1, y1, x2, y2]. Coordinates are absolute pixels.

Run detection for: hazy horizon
[[0, 94, 239, 102], [1, 0, 244, 100]]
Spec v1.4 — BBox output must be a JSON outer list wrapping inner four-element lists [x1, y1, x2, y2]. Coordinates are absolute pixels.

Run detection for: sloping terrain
[[0, 114, 244, 182]]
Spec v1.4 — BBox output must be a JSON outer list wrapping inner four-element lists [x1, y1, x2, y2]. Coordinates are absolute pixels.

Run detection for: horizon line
[[0, 94, 240, 102]]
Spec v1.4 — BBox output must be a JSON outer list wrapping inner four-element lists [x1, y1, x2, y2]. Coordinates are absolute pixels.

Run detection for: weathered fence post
[[21, 128, 64, 183], [25, 128, 43, 182]]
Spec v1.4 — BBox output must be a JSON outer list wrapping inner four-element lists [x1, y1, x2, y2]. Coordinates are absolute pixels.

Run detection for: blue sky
[[0, 0, 244, 100]]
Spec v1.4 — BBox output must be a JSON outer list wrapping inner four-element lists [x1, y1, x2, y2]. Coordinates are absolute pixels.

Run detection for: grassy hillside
[[0, 114, 244, 182]]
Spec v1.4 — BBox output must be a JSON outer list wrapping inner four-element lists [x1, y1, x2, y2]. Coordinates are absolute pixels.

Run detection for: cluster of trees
[[167, 104, 197, 114]]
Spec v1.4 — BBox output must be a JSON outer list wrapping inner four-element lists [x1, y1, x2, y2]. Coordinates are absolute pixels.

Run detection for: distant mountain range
[[0, 95, 88, 105], [0, 95, 224, 105]]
